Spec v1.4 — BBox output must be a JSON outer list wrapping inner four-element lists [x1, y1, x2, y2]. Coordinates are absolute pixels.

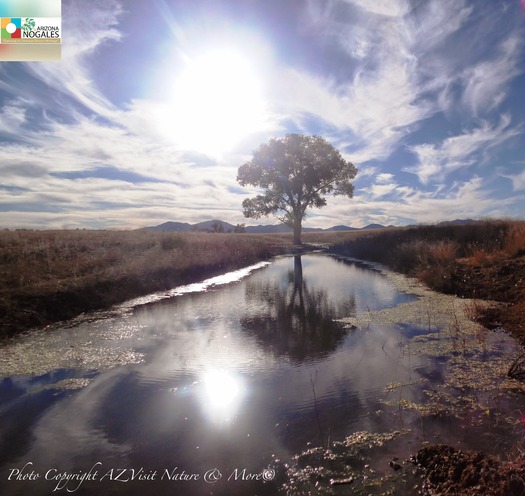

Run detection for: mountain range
[[146, 220, 389, 233]]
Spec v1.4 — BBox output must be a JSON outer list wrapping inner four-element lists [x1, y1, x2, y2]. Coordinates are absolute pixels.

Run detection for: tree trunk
[[293, 217, 302, 245]]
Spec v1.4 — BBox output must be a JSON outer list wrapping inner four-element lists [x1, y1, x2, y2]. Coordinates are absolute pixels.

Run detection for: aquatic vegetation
[[342, 262, 525, 423], [0, 319, 145, 377], [38, 378, 92, 392], [273, 430, 411, 495]]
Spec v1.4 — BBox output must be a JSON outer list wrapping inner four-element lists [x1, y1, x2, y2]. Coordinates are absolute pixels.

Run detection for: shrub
[[504, 221, 525, 257], [329, 220, 524, 293]]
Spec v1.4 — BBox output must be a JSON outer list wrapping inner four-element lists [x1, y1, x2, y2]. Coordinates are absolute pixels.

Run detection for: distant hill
[[147, 221, 193, 232], [146, 220, 389, 233], [324, 225, 358, 232], [361, 223, 386, 230], [146, 218, 483, 233], [148, 219, 237, 233], [192, 220, 237, 232]]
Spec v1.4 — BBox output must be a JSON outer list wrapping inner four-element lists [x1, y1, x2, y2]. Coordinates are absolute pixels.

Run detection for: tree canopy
[[237, 133, 357, 244]]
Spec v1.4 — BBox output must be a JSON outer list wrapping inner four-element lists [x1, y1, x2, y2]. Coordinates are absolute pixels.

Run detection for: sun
[[159, 48, 269, 156]]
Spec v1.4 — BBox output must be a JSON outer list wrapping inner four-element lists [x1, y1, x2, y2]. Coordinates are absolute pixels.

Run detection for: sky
[[1, 0, 525, 230]]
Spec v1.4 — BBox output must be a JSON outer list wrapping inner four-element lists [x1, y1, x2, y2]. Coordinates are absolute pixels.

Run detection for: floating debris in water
[[330, 476, 354, 485], [389, 460, 402, 471]]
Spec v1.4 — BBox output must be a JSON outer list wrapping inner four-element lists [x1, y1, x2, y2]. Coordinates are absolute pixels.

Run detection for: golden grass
[[0, 230, 277, 290], [503, 221, 525, 258], [331, 220, 525, 283]]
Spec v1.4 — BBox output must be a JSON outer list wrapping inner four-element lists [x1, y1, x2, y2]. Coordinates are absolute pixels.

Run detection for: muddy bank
[[446, 256, 525, 342], [1, 258, 276, 337]]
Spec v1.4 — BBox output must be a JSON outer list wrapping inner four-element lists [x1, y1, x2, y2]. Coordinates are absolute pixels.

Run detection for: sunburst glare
[[158, 48, 269, 156], [199, 369, 246, 424]]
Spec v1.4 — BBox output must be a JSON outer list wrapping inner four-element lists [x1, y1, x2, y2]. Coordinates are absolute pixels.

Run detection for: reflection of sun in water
[[160, 48, 268, 155], [200, 369, 245, 424]]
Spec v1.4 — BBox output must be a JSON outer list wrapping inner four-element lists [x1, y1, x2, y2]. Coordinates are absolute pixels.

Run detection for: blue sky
[[1, 0, 525, 229]]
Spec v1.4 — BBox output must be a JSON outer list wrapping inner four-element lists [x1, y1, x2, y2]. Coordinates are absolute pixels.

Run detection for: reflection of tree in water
[[241, 256, 355, 363]]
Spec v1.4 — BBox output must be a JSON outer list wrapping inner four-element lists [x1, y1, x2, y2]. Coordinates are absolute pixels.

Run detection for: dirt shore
[[415, 445, 525, 496], [446, 255, 525, 343]]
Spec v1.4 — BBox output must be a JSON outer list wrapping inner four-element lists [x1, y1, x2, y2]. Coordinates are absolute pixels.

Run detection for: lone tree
[[237, 133, 357, 244]]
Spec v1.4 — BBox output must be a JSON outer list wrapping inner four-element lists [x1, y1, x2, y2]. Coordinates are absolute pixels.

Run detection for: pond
[[1, 253, 524, 495]]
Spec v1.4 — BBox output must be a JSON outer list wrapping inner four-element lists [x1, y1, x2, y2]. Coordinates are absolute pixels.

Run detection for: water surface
[[0, 253, 523, 495]]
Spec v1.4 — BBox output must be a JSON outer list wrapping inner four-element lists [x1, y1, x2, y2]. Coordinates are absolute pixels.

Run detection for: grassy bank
[[0, 229, 376, 337], [0, 230, 299, 337], [330, 219, 525, 344]]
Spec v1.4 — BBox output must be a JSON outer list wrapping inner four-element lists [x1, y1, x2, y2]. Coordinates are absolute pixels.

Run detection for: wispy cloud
[[461, 35, 523, 115], [21, 0, 123, 118], [354, 166, 377, 179], [314, 175, 515, 228], [274, 0, 475, 163], [0, 98, 29, 137], [376, 173, 394, 184], [276, 0, 524, 171], [407, 114, 520, 184], [505, 165, 525, 191], [343, 0, 409, 18]]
